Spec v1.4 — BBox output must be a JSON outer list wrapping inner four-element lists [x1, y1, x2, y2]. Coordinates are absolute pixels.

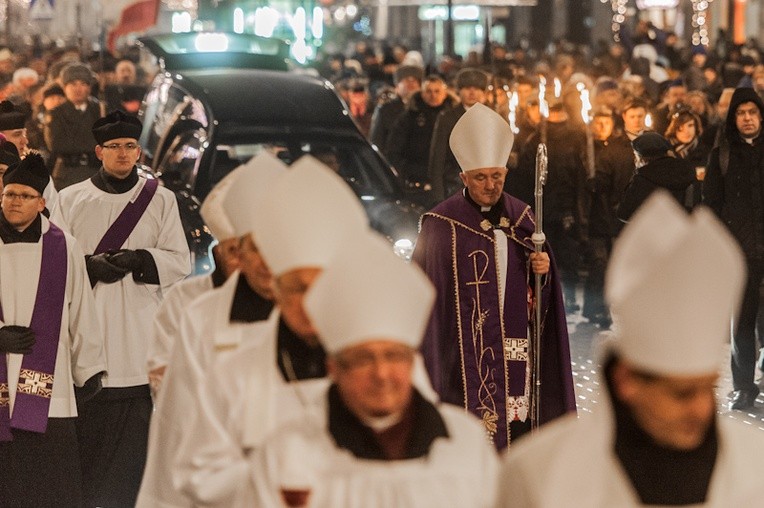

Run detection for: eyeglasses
[[101, 143, 139, 151], [2, 192, 41, 201], [336, 347, 415, 371]]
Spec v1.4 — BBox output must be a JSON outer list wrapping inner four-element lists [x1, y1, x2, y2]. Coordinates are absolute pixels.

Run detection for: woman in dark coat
[[617, 132, 696, 222], [665, 108, 711, 205]]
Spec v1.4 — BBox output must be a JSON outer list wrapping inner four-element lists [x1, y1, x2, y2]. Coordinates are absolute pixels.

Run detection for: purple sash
[[0, 222, 68, 440], [93, 178, 158, 255]]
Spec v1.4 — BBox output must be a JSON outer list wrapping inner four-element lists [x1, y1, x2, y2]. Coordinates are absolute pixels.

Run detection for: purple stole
[[420, 195, 545, 450], [93, 178, 158, 255], [0, 222, 68, 440]]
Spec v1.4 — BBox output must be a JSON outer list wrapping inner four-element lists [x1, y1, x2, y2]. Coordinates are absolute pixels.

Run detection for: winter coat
[[617, 155, 696, 223], [705, 87, 764, 262], [387, 92, 458, 184]]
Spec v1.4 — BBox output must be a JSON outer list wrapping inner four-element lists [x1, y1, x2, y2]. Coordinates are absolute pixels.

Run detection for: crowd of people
[[0, 25, 762, 507], [320, 33, 764, 407]]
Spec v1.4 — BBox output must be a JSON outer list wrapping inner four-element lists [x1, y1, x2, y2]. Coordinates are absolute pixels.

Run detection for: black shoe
[[729, 390, 758, 410]]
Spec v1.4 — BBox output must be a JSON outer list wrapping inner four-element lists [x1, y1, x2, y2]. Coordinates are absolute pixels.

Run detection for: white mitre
[[200, 166, 238, 241], [605, 191, 746, 376], [304, 230, 435, 354], [449, 102, 514, 172], [251, 155, 368, 277], [221, 151, 288, 238]]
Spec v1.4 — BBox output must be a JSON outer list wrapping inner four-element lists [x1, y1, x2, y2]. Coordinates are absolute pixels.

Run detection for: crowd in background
[[0, 23, 761, 325], [310, 25, 764, 328]]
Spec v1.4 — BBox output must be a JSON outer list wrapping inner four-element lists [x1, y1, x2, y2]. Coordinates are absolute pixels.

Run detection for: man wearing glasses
[[252, 231, 498, 507], [0, 153, 105, 507], [58, 110, 190, 507]]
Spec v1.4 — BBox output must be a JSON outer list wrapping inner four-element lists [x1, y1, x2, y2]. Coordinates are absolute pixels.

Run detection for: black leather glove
[[86, 253, 130, 286], [0, 325, 35, 354], [108, 249, 143, 273], [75, 371, 103, 411]]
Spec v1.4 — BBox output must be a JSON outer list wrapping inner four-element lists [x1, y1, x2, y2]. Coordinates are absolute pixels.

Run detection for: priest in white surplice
[[253, 230, 498, 508], [0, 154, 105, 507], [173, 157, 440, 507], [145, 161, 245, 396], [495, 192, 764, 507], [172, 155, 371, 507], [136, 153, 282, 508], [58, 110, 190, 507]]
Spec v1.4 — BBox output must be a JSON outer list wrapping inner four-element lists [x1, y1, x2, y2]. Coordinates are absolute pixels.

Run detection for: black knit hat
[[0, 101, 27, 131], [42, 84, 65, 99], [632, 132, 672, 158], [0, 140, 20, 166], [92, 110, 143, 145], [3, 152, 48, 194]]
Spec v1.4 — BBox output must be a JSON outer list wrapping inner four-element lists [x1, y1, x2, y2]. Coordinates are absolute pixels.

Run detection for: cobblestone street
[[568, 312, 764, 431]]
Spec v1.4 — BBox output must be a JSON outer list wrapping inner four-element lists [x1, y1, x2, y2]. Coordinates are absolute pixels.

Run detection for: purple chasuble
[[93, 177, 158, 255], [413, 192, 576, 450], [0, 222, 68, 440]]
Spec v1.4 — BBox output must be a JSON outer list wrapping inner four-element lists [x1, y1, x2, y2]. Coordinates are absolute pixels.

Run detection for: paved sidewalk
[[567, 314, 764, 431]]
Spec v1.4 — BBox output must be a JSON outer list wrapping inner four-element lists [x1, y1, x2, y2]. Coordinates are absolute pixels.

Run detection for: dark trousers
[[582, 236, 612, 322], [545, 220, 580, 311], [76, 387, 152, 508], [0, 417, 82, 508], [731, 260, 764, 393]]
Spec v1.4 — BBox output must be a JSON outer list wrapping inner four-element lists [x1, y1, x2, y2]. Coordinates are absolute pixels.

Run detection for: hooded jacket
[[704, 87, 764, 261]]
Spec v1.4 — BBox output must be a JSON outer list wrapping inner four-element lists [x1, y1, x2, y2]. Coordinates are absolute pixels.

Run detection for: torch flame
[[577, 82, 591, 125]]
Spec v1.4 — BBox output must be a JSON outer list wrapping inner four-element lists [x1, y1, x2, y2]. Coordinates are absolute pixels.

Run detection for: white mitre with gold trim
[[221, 151, 288, 239], [449, 102, 514, 172], [605, 191, 745, 376], [251, 155, 368, 277], [305, 230, 435, 354]]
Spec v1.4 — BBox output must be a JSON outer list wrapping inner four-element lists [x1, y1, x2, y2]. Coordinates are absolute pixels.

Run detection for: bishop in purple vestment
[[412, 104, 576, 450]]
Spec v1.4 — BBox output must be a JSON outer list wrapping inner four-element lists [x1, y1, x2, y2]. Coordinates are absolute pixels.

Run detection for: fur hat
[[394, 65, 424, 85], [61, 63, 95, 86], [455, 68, 489, 90]]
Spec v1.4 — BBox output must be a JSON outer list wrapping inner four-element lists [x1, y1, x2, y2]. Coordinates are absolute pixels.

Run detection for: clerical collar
[[229, 273, 274, 323], [606, 359, 718, 505], [359, 411, 405, 432], [0, 213, 42, 244], [91, 167, 139, 194], [463, 188, 504, 228], [327, 384, 449, 461], [276, 318, 327, 381]]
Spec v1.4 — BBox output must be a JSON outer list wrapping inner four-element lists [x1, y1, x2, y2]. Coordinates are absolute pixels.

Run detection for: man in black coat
[[43, 63, 102, 189], [705, 87, 764, 410], [428, 68, 488, 203], [386, 75, 457, 208], [369, 65, 422, 157], [513, 102, 586, 312], [580, 108, 635, 328]]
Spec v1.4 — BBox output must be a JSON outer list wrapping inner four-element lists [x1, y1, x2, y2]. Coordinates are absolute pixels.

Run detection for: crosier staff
[[531, 141, 548, 431]]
